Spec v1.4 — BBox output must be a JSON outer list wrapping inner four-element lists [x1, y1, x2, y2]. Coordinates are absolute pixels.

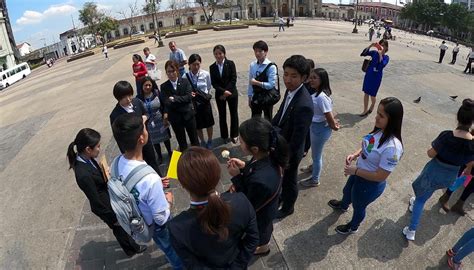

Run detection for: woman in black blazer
[[109, 81, 161, 175], [169, 147, 259, 269], [160, 60, 199, 151], [67, 128, 145, 256], [227, 117, 289, 255], [209, 45, 239, 143]]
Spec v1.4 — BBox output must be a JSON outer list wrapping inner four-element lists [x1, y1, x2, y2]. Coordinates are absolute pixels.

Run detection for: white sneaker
[[403, 226, 416, 241], [408, 196, 415, 213]]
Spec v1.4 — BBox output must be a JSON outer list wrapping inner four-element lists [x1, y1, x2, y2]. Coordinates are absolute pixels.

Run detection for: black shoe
[[335, 224, 358, 235], [328, 200, 348, 212], [275, 208, 294, 220]]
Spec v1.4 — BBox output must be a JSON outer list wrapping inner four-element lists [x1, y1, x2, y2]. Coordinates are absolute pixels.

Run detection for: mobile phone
[[374, 43, 383, 51]]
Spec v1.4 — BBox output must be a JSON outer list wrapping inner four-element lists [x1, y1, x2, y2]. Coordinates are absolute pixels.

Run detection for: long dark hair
[[132, 54, 143, 63], [456, 98, 474, 131], [177, 147, 231, 240], [312, 68, 332, 97], [371, 97, 403, 148], [138, 76, 159, 101], [67, 128, 101, 170], [239, 117, 289, 169]]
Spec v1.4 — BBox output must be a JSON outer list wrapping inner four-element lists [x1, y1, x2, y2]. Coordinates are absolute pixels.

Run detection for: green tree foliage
[[78, 2, 103, 35]]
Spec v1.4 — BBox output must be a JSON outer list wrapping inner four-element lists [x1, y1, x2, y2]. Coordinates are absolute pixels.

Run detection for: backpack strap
[[111, 156, 121, 179], [123, 164, 157, 191]]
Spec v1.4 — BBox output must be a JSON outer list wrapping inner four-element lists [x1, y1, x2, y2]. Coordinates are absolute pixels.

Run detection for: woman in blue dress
[[360, 39, 389, 117]]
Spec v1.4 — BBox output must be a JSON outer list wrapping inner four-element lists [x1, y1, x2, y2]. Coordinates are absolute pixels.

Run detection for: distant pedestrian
[[368, 27, 375, 41], [450, 43, 460, 64], [359, 40, 390, 117], [102, 45, 108, 59], [168, 41, 188, 76], [439, 41, 448, 63], [329, 97, 404, 235], [376, 28, 381, 39], [279, 16, 285, 32], [446, 227, 474, 270], [287, 17, 290, 28], [153, 31, 160, 45], [131, 54, 147, 98], [463, 47, 474, 74], [67, 128, 146, 257]]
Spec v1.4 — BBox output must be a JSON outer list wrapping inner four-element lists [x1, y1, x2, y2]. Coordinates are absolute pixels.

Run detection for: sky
[[8, 0, 451, 49]]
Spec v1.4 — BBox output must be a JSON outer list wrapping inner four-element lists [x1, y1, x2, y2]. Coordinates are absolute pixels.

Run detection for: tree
[[196, 0, 219, 24], [169, 0, 190, 30], [118, 0, 140, 39], [78, 2, 103, 36], [442, 4, 470, 37], [97, 17, 119, 43]]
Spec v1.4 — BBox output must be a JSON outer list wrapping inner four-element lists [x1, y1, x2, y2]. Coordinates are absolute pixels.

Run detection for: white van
[[0, 62, 31, 89]]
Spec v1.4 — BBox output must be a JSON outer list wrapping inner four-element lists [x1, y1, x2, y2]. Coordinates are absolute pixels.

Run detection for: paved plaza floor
[[1, 20, 473, 270]]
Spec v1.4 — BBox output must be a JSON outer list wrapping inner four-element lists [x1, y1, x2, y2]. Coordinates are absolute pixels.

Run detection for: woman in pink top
[[132, 54, 148, 98]]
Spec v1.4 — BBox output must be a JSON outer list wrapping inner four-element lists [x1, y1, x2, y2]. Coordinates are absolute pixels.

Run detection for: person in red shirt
[[132, 54, 148, 98]]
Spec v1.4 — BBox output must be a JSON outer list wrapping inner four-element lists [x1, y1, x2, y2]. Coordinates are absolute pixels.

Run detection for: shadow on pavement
[[336, 112, 366, 128], [282, 211, 348, 269]]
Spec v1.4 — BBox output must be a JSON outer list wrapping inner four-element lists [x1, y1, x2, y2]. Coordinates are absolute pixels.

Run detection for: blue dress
[[361, 49, 389, 97]]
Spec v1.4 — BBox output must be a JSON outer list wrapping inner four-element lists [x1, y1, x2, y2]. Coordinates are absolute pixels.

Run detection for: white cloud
[[16, 4, 76, 25]]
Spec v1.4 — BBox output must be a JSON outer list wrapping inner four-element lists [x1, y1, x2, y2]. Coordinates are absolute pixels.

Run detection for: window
[[298, 0, 304, 4], [200, 15, 205, 22], [15, 67, 21, 73], [106, 32, 112, 39], [2, 74, 6, 80], [131, 26, 137, 33], [123, 28, 129, 35], [234, 12, 239, 18], [115, 30, 120, 37], [149, 22, 155, 29], [225, 13, 230, 20], [175, 18, 181, 25], [21, 65, 26, 70], [158, 21, 163, 27], [140, 24, 145, 31]]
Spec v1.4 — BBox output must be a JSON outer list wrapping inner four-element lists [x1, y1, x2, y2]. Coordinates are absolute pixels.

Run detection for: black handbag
[[186, 73, 212, 107], [252, 63, 281, 106], [362, 58, 371, 72]]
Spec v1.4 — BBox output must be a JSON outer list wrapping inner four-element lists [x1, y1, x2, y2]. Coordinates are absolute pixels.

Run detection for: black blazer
[[74, 159, 117, 225], [169, 192, 259, 270], [209, 59, 238, 99], [109, 98, 146, 126], [160, 78, 195, 123], [272, 86, 313, 164], [231, 157, 280, 215]]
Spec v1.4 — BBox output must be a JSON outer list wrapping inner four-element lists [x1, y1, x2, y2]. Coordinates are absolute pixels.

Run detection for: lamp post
[[152, 0, 164, 47], [352, 0, 359, 33]]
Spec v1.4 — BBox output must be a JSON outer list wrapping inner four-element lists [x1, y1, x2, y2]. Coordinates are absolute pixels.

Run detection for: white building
[[59, 29, 95, 55], [16, 42, 32, 56], [0, 7, 15, 71], [452, 0, 473, 11]]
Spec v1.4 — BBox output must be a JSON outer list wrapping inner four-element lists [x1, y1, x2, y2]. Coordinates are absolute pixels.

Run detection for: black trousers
[[451, 52, 458, 64], [439, 50, 446, 63], [105, 221, 141, 256], [143, 140, 162, 176], [171, 118, 199, 151], [280, 158, 303, 212], [251, 103, 273, 122], [464, 58, 473, 73], [216, 96, 239, 139]]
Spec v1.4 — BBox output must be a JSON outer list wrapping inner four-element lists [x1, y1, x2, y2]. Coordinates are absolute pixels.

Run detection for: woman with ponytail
[[169, 147, 259, 269], [67, 128, 146, 257], [227, 117, 289, 255]]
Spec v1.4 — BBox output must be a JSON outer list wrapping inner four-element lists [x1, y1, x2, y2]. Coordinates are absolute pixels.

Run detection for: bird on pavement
[[450, 96, 458, 101], [413, 97, 421, 103], [273, 34, 278, 38]]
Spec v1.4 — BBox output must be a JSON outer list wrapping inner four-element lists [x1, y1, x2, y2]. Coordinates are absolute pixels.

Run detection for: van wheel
[[5, 83, 9, 87], [23, 75, 26, 78]]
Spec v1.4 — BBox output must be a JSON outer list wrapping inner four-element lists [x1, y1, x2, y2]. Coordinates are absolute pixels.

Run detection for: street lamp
[[352, 0, 359, 33], [151, 0, 164, 47]]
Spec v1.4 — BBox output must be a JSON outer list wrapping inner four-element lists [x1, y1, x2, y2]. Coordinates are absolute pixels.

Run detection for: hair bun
[[462, 98, 474, 108]]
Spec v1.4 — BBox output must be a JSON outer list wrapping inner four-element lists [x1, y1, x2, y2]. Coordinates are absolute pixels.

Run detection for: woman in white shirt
[[300, 68, 340, 187], [328, 97, 404, 235], [184, 54, 214, 149], [463, 47, 474, 74]]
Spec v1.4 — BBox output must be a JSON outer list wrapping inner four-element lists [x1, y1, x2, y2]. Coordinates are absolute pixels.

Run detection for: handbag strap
[[255, 166, 282, 212]]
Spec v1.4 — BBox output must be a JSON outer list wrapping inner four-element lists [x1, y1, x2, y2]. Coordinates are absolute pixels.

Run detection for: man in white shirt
[[143, 47, 156, 72], [438, 41, 448, 63], [278, 16, 285, 32], [450, 43, 460, 64], [111, 114, 183, 269]]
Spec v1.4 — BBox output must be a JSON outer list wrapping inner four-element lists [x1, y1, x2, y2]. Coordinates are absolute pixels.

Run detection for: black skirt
[[195, 102, 215, 129]]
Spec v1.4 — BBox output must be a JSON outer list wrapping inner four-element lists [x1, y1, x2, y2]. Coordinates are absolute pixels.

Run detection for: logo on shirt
[[361, 134, 375, 159], [386, 154, 399, 166]]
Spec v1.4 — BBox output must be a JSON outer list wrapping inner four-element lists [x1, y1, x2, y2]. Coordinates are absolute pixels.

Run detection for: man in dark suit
[[209, 45, 239, 143], [160, 60, 199, 151], [109, 80, 161, 175], [272, 55, 313, 219]]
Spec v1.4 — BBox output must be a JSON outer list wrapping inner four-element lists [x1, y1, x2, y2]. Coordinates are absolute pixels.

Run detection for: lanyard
[[144, 95, 155, 116], [189, 71, 200, 89]]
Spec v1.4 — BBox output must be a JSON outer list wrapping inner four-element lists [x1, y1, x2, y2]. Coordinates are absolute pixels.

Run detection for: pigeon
[[413, 97, 421, 103], [450, 96, 458, 100], [273, 34, 278, 38]]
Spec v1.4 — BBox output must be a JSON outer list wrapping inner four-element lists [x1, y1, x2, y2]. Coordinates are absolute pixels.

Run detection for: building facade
[[320, 3, 371, 20], [0, 7, 15, 71], [452, 0, 473, 11], [357, 2, 402, 22], [16, 42, 32, 56], [59, 29, 95, 55]]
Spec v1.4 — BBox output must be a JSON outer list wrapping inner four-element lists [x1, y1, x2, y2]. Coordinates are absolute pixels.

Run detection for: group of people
[[67, 37, 474, 269], [438, 41, 474, 74]]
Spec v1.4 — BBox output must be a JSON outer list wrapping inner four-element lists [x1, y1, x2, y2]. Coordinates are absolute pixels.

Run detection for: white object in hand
[[221, 150, 230, 159]]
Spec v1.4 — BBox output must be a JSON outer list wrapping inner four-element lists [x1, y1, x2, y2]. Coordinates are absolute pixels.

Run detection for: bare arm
[[427, 147, 437, 158], [324, 112, 340, 131]]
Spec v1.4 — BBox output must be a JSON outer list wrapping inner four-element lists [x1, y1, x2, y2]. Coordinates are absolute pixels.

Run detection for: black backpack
[[251, 63, 281, 106]]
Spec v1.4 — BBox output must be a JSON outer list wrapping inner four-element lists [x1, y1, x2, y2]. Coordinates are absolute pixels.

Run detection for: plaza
[[0, 20, 473, 269]]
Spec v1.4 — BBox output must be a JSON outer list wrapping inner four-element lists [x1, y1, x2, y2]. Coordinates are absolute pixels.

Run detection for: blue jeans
[[153, 224, 183, 269], [408, 190, 435, 231], [453, 227, 474, 263], [310, 121, 332, 182], [341, 175, 386, 230]]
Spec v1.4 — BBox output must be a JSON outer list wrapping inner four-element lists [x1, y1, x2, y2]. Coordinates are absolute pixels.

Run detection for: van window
[[15, 67, 21, 73], [2, 74, 5, 80], [21, 65, 26, 70]]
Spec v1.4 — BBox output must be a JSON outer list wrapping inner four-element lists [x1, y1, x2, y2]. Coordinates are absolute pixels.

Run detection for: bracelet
[[355, 168, 358, 176]]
